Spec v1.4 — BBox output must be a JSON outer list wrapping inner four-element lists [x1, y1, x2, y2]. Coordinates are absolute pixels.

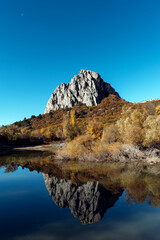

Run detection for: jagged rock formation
[[45, 70, 120, 113], [43, 174, 123, 224]]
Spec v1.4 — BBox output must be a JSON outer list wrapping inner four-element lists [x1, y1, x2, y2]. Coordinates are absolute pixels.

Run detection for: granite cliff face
[[45, 70, 120, 113], [43, 174, 123, 224]]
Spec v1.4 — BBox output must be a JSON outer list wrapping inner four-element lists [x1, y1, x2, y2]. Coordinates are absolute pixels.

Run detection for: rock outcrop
[[45, 70, 120, 113], [43, 174, 123, 224]]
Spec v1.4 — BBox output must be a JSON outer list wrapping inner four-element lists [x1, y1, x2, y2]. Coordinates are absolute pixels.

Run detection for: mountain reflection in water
[[43, 174, 123, 224], [1, 151, 160, 226]]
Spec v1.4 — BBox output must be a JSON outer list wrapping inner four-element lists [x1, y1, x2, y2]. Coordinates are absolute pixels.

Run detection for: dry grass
[[57, 133, 122, 162], [123, 126, 144, 145], [101, 124, 119, 144], [57, 135, 93, 160]]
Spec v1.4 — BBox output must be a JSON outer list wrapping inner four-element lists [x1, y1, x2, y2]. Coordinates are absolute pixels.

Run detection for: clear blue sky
[[1, 0, 160, 125]]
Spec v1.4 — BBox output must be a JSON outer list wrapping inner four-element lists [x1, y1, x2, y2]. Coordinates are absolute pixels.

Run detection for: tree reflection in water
[[1, 150, 160, 224]]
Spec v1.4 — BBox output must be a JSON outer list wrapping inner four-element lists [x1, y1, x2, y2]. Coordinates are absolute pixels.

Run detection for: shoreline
[[14, 142, 67, 153], [0, 142, 66, 156], [1, 142, 160, 167]]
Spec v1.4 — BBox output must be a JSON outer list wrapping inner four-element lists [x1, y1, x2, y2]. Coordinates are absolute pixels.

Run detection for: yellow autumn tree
[[116, 108, 147, 145], [155, 105, 160, 115], [63, 111, 80, 140], [70, 109, 76, 125], [143, 115, 160, 147], [87, 119, 103, 139]]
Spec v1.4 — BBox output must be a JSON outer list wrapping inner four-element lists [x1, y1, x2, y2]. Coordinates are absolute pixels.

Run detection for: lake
[[0, 151, 160, 240]]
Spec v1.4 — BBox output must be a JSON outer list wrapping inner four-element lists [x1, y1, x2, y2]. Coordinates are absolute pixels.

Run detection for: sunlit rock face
[[44, 70, 120, 113], [43, 174, 123, 224]]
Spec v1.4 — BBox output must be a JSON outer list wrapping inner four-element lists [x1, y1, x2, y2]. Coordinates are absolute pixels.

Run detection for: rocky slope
[[43, 174, 123, 224], [45, 70, 120, 113]]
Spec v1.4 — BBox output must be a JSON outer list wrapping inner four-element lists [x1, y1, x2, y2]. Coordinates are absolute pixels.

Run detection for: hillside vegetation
[[57, 98, 160, 162], [1, 95, 160, 162], [0, 95, 128, 146]]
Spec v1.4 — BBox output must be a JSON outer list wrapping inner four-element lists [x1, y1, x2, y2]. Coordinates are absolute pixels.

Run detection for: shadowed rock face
[[45, 70, 120, 113], [43, 174, 123, 224]]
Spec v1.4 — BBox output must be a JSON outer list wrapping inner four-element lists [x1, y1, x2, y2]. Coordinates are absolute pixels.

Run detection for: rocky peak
[[44, 70, 120, 113]]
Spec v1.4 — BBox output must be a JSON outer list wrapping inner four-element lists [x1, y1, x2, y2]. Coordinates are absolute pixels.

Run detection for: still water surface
[[0, 151, 160, 240]]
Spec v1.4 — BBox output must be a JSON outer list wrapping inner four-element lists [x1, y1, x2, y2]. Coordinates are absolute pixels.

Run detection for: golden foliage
[[3, 95, 160, 148], [70, 172, 76, 184], [31, 129, 42, 138], [73, 135, 93, 149], [143, 115, 160, 147], [64, 123, 80, 141], [87, 120, 103, 139], [155, 105, 160, 115], [40, 128, 45, 134], [70, 110, 76, 125], [57, 134, 93, 160], [101, 124, 119, 144], [43, 126, 55, 140], [91, 142, 121, 159], [116, 108, 147, 144], [59, 140, 86, 159], [123, 126, 144, 145], [104, 142, 122, 155]]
